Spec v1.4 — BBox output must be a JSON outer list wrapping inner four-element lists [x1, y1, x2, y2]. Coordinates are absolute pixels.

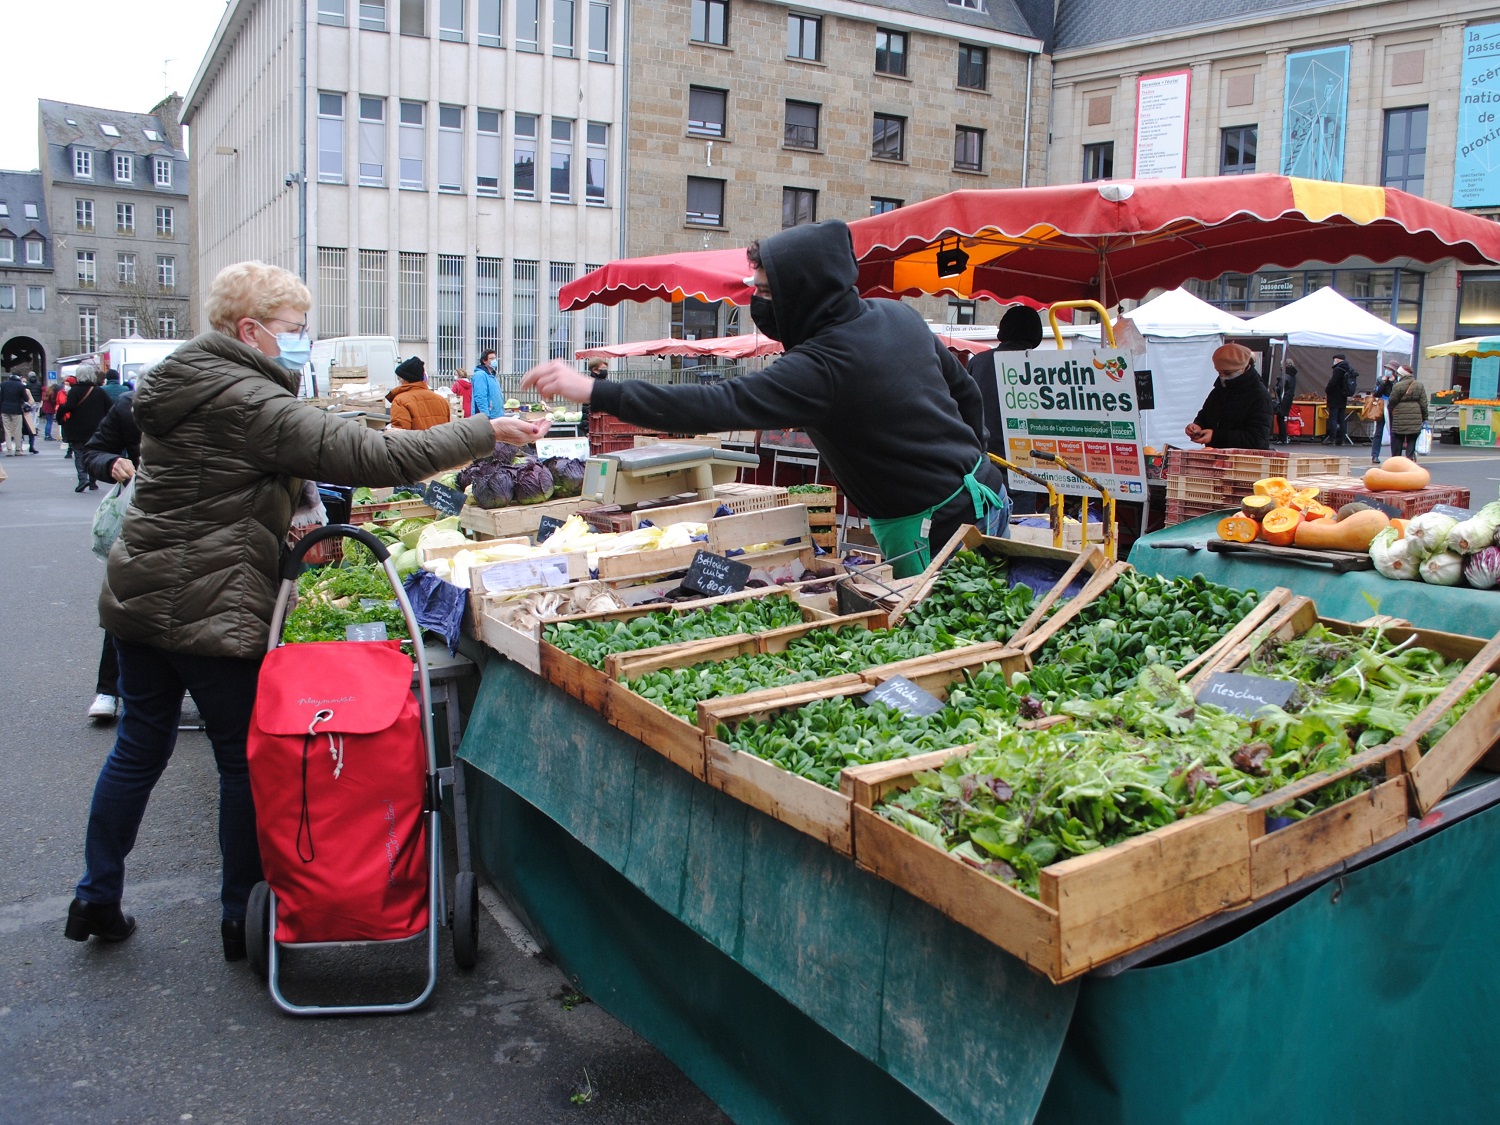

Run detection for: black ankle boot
[[64, 897, 137, 943], [221, 919, 246, 962]]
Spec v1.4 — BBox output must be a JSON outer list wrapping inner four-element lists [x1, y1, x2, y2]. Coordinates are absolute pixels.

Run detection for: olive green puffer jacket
[[100, 332, 497, 659]]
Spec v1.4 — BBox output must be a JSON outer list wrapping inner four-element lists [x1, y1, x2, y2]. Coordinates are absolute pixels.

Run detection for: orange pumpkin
[[1259, 507, 1303, 547], [1390, 518, 1408, 538], [1302, 501, 1338, 522], [1217, 515, 1260, 544]]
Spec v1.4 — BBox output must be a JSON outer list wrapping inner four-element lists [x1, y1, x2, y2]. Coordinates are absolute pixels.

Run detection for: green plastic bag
[[91, 478, 134, 560]]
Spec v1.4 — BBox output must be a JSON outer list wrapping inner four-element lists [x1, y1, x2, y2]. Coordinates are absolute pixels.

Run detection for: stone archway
[[1, 334, 45, 377]]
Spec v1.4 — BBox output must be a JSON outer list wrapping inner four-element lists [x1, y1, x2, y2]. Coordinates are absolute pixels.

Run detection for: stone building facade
[[0, 170, 62, 377]]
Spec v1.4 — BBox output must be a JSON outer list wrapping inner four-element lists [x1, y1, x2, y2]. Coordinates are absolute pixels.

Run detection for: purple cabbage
[[1464, 546, 1500, 590], [467, 460, 517, 509], [545, 456, 586, 498], [513, 459, 556, 504]]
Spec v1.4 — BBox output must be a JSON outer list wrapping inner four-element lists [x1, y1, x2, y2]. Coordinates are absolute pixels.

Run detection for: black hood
[[758, 220, 862, 350]]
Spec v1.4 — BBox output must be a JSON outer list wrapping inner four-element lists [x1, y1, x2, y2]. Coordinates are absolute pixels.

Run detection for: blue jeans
[[76, 639, 264, 921]]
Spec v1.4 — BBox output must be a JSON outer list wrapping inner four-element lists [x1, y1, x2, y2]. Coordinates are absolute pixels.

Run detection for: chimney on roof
[[150, 93, 185, 151]]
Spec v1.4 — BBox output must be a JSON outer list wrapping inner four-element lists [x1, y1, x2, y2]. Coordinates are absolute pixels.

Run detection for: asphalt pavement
[[0, 444, 731, 1125]]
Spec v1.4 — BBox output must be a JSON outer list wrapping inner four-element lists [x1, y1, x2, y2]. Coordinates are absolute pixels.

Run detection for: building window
[[948, 299, 978, 325], [27, 286, 44, 312], [584, 262, 607, 351], [153, 157, 172, 187], [23, 202, 37, 220], [318, 247, 349, 337], [553, 0, 575, 56], [958, 45, 988, 91], [438, 104, 464, 193], [158, 313, 177, 338], [79, 307, 100, 352], [1383, 106, 1428, 196], [691, 0, 727, 46], [513, 259, 539, 369], [782, 188, 816, 228], [873, 113, 906, 161], [399, 101, 425, 189], [359, 97, 386, 185], [318, 92, 345, 182], [156, 206, 175, 237], [516, 0, 539, 51], [686, 176, 724, 226], [477, 256, 503, 362], [787, 13, 819, 61], [870, 196, 902, 215], [74, 149, 93, 178], [119, 311, 139, 337], [25, 239, 43, 266], [514, 114, 537, 197], [1083, 141, 1114, 181], [0, 237, 11, 263], [117, 252, 137, 285], [549, 262, 575, 359], [588, 0, 610, 62], [955, 126, 985, 171], [784, 101, 819, 150], [399, 251, 426, 340], [117, 202, 135, 234], [875, 29, 907, 76], [586, 122, 608, 204], [688, 87, 727, 137], [477, 109, 502, 195], [400, 0, 425, 36], [550, 119, 574, 201], [437, 255, 464, 375], [157, 255, 176, 290], [477, 0, 501, 46], [359, 249, 388, 334], [318, 0, 347, 26], [1220, 126, 1257, 176], [359, 0, 385, 30], [0, 286, 13, 312], [77, 251, 96, 288], [76, 199, 94, 232], [0, 203, 7, 218], [439, 0, 463, 40], [114, 153, 133, 183], [949, 0, 983, 8]]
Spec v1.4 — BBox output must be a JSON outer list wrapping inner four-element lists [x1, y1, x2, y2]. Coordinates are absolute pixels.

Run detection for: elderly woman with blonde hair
[[65, 261, 550, 961]]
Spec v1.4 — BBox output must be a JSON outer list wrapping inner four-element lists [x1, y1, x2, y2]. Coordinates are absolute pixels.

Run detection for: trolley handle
[[280, 522, 391, 580], [1031, 450, 1058, 463]]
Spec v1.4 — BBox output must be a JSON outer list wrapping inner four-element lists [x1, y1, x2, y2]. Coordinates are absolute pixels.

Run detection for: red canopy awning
[[559, 247, 754, 312], [576, 333, 782, 360]]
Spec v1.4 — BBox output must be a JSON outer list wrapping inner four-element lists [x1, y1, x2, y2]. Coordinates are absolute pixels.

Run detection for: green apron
[[866, 457, 1007, 579]]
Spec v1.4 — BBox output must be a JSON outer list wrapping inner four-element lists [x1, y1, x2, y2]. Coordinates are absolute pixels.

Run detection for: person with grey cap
[[1387, 364, 1428, 460], [56, 364, 112, 490]]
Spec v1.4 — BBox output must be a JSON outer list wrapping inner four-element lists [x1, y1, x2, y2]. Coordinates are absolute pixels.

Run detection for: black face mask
[[750, 296, 782, 342]]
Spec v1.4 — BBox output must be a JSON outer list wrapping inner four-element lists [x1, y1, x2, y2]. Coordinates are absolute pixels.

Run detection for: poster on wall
[[1454, 22, 1500, 208], [995, 348, 1147, 501], [1134, 71, 1191, 179], [1281, 46, 1349, 181]]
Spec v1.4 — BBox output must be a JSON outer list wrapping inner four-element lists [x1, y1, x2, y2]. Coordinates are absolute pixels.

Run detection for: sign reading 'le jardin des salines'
[[995, 348, 1148, 500]]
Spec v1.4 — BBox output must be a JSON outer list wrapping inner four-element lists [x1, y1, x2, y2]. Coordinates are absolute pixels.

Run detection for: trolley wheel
[[452, 871, 479, 970], [246, 881, 271, 979]]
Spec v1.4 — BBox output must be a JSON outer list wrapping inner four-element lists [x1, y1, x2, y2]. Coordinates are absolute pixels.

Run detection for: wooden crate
[[594, 504, 812, 583], [845, 748, 1252, 983], [350, 496, 436, 524], [701, 648, 1027, 856], [458, 495, 601, 539]]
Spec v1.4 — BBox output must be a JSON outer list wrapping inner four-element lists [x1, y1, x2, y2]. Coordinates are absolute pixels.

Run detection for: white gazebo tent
[[1245, 286, 1415, 382]]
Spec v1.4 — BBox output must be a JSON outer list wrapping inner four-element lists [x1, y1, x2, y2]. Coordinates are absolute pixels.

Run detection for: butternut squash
[[1293, 508, 1390, 551], [1364, 456, 1430, 492]]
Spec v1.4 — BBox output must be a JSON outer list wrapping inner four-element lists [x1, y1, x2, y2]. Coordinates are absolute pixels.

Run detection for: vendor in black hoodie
[[1184, 343, 1273, 450], [521, 220, 1008, 576]]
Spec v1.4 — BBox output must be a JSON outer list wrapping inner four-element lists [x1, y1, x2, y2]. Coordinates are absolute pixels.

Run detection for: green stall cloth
[[459, 657, 1078, 1125], [1130, 512, 1500, 635], [1036, 798, 1500, 1124]]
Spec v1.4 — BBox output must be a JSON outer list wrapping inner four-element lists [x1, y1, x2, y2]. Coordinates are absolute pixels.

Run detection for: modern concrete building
[[183, 0, 626, 379], [0, 170, 61, 376], [1045, 0, 1500, 391], [38, 97, 193, 359]]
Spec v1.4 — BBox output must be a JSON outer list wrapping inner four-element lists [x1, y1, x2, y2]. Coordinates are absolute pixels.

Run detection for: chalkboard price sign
[[345, 621, 390, 642], [861, 675, 946, 717], [682, 549, 751, 597], [1195, 672, 1296, 717], [536, 515, 566, 543], [424, 480, 467, 516]]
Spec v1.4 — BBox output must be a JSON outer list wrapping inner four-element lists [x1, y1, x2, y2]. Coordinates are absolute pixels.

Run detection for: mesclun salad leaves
[[544, 595, 806, 667]]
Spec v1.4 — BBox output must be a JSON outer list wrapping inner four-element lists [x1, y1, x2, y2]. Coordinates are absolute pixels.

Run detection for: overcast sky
[[0, 0, 228, 170]]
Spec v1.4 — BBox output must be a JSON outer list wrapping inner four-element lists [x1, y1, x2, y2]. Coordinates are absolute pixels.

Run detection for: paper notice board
[[994, 348, 1148, 500]]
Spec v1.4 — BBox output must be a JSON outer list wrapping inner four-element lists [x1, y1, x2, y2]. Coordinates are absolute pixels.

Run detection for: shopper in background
[[81, 389, 142, 723], [1272, 362, 1297, 445], [40, 379, 60, 441], [450, 366, 473, 417], [100, 365, 127, 402], [1324, 354, 1359, 446], [1368, 363, 1398, 465], [1387, 364, 1428, 460], [587, 359, 609, 380], [1185, 343, 1273, 450], [57, 366, 111, 490], [66, 260, 548, 960], [0, 370, 33, 456], [471, 349, 502, 417], [387, 356, 452, 430]]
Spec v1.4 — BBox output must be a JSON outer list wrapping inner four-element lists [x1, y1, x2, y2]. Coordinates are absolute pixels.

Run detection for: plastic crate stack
[[588, 412, 668, 455], [1164, 448, 1350, 526]]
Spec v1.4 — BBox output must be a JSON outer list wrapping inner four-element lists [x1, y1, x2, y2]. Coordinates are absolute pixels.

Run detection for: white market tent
[[1245, 286, 1414, 355]]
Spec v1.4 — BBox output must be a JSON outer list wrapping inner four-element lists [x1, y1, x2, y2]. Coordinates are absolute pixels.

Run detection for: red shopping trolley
[[244, 523, 479, 1015]]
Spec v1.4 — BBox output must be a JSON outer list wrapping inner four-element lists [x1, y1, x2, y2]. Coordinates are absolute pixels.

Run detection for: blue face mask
[[254, 320, 312, 371]]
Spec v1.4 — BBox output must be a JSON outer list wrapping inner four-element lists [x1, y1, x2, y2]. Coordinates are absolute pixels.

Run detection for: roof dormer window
[[23, 203, 39, 220], [99, 123, 120, 137], [144, 128, 159, 142], [0, 203, 8, 217], [74, 149, 93, 178]]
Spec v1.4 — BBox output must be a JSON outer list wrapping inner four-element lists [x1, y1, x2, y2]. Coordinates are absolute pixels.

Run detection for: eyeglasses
[[258, 316, 309, 340]]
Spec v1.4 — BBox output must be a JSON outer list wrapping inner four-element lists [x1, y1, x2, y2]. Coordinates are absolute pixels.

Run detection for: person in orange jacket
[[387, 356, 452, 430]]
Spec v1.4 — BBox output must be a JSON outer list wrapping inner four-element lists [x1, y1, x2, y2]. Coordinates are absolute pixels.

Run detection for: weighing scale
[[581, 444, 761, 507]]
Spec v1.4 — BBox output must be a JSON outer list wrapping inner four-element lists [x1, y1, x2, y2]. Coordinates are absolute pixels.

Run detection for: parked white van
[[302, 335, 400, 397], [58, 338, 186, 385]]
